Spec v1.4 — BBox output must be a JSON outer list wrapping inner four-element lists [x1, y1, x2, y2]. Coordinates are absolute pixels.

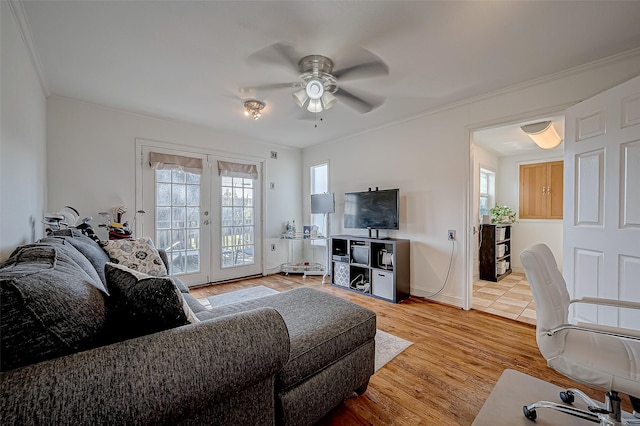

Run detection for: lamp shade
[[521, 121, 562, 149], [307, 98, 323, 113], [321, 91, 337, 110], [292, 89, 308, 108]]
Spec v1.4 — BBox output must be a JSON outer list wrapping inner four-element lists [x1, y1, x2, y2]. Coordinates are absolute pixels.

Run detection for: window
[[479, 168, 495, 219], [310, 163, 328, 239]]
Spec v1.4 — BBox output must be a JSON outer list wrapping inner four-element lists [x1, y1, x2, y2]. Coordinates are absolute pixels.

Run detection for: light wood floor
[[190, 274, 632, 425]]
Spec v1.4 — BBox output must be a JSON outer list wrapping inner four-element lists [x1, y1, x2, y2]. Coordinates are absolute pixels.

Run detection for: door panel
[[212, 172, 262, 281], [564, 75, 640, 327], [141, 145, 211, 285], [548, 161, 564, 219], [519, 163, 546, 219]]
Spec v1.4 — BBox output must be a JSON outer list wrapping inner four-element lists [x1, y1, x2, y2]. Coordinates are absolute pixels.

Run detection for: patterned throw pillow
[[104, 263, 198, 340], [100, 238, 167, 276]]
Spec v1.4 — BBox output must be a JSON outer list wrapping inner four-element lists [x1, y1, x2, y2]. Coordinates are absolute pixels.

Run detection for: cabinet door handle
[[547, 186, 551, 195]]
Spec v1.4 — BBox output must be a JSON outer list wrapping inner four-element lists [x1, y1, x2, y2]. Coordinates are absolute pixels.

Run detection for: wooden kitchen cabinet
[[519, 161, 563, 219]]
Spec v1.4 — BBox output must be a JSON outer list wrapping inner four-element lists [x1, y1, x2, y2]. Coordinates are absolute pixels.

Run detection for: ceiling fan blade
[[246, 82, 300, 93], [335, 88, 385, 114], [248, 42, 301, 75], [333, 60, 389, 81]]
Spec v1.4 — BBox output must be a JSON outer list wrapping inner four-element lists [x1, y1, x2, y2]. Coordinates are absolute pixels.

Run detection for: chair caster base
[[523, 405, 537, 420]]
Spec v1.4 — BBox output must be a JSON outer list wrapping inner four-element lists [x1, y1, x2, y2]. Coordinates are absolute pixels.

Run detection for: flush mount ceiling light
[[291, 56, 338, 114], [243, 99, 265, 120], [521, 121, 563, 149]]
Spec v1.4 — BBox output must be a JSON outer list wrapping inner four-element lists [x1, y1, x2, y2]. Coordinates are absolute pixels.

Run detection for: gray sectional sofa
[[0, 232, 376, 425]]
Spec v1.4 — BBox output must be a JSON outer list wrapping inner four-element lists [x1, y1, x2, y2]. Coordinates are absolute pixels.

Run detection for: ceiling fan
[[247, 43, 389, 114]]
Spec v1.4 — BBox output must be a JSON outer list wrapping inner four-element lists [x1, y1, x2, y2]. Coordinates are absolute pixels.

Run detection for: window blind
[[217, 160, 258, 180], [149, 152, 203, 175]]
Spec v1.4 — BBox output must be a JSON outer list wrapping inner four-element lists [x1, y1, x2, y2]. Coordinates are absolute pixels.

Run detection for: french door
[[138, 142, 262, 286]]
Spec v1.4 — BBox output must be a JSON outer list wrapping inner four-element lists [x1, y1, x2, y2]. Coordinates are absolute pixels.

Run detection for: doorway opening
[[468, 114, 565, 324]]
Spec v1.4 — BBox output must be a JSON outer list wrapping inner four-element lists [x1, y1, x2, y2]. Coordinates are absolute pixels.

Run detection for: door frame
[[465, 103, 575, 310], [135, 138, 267, 283]]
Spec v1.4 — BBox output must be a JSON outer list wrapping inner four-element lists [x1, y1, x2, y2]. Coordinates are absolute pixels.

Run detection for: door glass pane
[[220, 176, 255, 268], [155, 169, 201, 276]]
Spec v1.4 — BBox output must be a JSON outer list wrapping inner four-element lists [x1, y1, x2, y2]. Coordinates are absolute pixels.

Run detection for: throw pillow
[[100, 238, 167, 277], [104, 263, 197, 340], [0, 245, 109, 371]]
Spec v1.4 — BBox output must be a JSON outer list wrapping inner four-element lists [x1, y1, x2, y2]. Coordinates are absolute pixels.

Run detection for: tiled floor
[[472, 272, 536, 325]]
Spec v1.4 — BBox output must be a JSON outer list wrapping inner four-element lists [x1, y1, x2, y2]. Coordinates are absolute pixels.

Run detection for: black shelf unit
[[330, 235, 410, 303], [479, 224, 512, 282]]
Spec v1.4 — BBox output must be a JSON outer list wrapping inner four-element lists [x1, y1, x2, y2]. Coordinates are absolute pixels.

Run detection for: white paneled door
[[563, 75, 640, 328]]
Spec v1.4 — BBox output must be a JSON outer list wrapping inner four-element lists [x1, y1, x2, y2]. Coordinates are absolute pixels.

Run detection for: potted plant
[[489, 205, 517, 224]]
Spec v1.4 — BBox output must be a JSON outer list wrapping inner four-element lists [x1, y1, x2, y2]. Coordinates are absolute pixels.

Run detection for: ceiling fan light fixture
[[305, 79, 324, 100], [321, 91, 337, 110], [292, 89, 308, 108], [243, 99, 265, 120], [307, 98, 323, 113], [521, 121, 562, 149]]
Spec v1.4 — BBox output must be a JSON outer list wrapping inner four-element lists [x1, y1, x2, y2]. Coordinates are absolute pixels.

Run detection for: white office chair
[[520, 244, 640, 425]]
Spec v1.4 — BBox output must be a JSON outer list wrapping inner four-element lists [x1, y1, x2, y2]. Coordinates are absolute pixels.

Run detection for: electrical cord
[[422, 238, 455, 298]]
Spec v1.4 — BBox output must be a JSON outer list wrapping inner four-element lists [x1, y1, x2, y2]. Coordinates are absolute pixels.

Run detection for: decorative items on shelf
[[284, 220, 296, 239], [489, 204, 517, 224]]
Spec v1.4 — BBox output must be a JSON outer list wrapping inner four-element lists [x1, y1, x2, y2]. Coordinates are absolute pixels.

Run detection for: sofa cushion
[[38, 237, 108, 295], [61, 232, 112, 288], [104, 263, 195, 340], [0, 245, 109, 371], [100, 238, 167, 276], [195, 287, 377, 390]]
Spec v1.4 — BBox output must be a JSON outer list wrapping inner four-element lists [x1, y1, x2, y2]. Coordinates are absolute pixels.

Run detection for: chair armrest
[[547, 323, 640, 340], [570, 297, 640, 310], [1, 307, 290, 424]]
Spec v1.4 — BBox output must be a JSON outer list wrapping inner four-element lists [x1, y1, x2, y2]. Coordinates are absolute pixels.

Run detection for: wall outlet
[[270, 243, 276, 251], [448, 230, 456, 241]]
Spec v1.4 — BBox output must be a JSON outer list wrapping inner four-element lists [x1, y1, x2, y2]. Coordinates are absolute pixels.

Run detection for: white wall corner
[[8, 0, 50, 96]]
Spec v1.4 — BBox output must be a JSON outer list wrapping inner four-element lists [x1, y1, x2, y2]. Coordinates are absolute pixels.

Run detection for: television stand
[[329, 235, 410, 303]]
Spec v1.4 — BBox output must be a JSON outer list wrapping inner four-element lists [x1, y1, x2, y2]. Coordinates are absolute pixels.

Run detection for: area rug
[[197, 286, 413, 371], [198, 285, 277, 309], [374, 330, 413, 372]]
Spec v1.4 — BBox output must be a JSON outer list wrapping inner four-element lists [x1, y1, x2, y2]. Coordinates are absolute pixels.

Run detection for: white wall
[[303, 51, 640, 308], [498, 150, 564, 272], [1, 1, 47, 261], [46, 96, 301, 273], [472, 144, 499, 278]]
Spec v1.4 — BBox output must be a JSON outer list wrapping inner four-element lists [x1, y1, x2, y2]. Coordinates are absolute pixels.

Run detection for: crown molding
[[8, 0, 50, 96], [317, 47, 640, 148]]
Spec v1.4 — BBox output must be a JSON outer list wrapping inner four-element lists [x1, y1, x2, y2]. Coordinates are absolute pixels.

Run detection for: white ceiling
[[20, 0, 640, 149], [473, 116, 565, 157]]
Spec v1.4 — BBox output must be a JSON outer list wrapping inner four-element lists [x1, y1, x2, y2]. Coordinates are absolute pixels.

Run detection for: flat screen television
[[344, 189, 399, 230]]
